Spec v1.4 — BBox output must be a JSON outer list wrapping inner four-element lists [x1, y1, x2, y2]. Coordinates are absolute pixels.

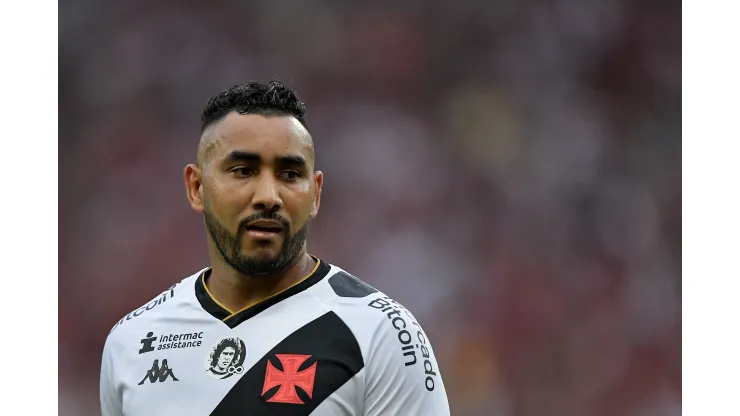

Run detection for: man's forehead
[[199, 113, 313, 165]]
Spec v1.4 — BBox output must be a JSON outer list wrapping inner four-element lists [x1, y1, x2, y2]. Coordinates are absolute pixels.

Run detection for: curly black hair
[[200, 81, 307, 133], [209, 338, 241, 369]]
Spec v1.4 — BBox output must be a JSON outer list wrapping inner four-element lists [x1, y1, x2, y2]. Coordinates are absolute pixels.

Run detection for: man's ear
[[184, 164, 205, 213], [310, 170, 323, 218]]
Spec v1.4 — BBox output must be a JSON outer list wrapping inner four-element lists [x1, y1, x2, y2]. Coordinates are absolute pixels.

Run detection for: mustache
[[237, 212, 291, 235]]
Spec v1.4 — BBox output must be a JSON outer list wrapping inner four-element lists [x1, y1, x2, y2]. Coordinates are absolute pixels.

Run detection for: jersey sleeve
[[100, 336, 123, 416], [362, 299, 450, 415]]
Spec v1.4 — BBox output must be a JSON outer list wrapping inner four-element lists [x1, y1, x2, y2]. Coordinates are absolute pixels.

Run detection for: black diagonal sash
[[210, 311, 364, 415]]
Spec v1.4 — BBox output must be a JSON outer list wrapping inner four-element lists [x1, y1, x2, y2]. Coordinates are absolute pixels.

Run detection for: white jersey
[[100, 257, 450, 415]]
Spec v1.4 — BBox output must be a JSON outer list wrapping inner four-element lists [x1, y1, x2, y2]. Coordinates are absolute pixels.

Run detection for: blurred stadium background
[[59, 0, 681, 415]]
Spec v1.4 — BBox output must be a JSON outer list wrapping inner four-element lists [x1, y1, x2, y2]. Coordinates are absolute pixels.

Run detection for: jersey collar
[[195, 256, 331, 328]]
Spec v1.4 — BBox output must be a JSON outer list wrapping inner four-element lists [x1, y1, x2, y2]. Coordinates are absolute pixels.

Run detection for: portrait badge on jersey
[[205, 337, 246, 380]]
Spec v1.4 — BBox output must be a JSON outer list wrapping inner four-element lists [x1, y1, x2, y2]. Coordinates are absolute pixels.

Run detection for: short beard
[[203, 209, 310, 277]]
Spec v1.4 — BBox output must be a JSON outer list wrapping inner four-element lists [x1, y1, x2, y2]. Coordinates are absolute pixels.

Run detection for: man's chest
[[118, 311, 365, 415]]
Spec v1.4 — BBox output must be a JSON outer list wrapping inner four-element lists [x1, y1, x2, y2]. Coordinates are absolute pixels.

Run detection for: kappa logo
[[206, 337, 246, 379], [138, 359, 179, 385], [262, 354, 317, 405]]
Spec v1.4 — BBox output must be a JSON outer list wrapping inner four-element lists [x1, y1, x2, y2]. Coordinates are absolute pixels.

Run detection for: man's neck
[[205, 252, 316, 314]]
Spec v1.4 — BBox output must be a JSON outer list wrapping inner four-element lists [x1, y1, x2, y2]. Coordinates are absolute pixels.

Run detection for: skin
[[184, 112, 323, 313], [217, 347, 235, 370]]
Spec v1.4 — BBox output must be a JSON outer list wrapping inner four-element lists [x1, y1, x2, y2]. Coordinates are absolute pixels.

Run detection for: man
[[100, 81, 451, 415], [207, 337, 244, 379]]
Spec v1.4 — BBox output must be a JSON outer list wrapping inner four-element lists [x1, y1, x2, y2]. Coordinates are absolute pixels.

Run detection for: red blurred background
[[59, 1, 681, 415]]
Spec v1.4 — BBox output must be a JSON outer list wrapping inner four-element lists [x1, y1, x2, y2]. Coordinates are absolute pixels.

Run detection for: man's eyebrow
[[223, 151, 261, 164], [221, 152, 309, 170], [276, 155, 308, 167]]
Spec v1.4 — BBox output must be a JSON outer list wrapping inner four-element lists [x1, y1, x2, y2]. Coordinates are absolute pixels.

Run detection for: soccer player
[[100, 81, 451, 415]]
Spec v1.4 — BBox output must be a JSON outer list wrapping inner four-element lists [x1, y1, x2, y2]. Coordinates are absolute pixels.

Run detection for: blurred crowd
[[59, 0, 681, 415]]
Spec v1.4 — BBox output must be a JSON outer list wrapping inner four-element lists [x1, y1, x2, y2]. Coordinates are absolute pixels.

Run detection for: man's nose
[[252, 174, 282, 213]]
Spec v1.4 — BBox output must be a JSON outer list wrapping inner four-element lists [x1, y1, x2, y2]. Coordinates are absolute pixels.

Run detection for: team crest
[[205, 337, 246, 379]]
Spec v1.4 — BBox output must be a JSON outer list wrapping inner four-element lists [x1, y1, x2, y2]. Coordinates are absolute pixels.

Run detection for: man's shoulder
[[317, 264, 441, 388], [106, 269, 204, 341], [316, 263, 422, 335], [323, 265, 381, 301]]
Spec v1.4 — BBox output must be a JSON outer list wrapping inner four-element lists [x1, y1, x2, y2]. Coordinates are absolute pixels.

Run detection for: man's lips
[[244, 219, 285, 238]]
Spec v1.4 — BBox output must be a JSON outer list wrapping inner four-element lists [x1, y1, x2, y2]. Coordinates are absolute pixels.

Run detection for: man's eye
[[232, 167, 255, 177], [280, 171, 300, 181]]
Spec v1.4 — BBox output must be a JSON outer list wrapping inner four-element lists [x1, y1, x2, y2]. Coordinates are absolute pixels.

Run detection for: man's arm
[[362, 303, 450, 415], [100, 337, 123, 416]]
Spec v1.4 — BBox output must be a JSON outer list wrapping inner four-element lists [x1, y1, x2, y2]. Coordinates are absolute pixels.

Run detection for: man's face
[[185, 112, 322, 277], [218, 346, 235, 370]]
